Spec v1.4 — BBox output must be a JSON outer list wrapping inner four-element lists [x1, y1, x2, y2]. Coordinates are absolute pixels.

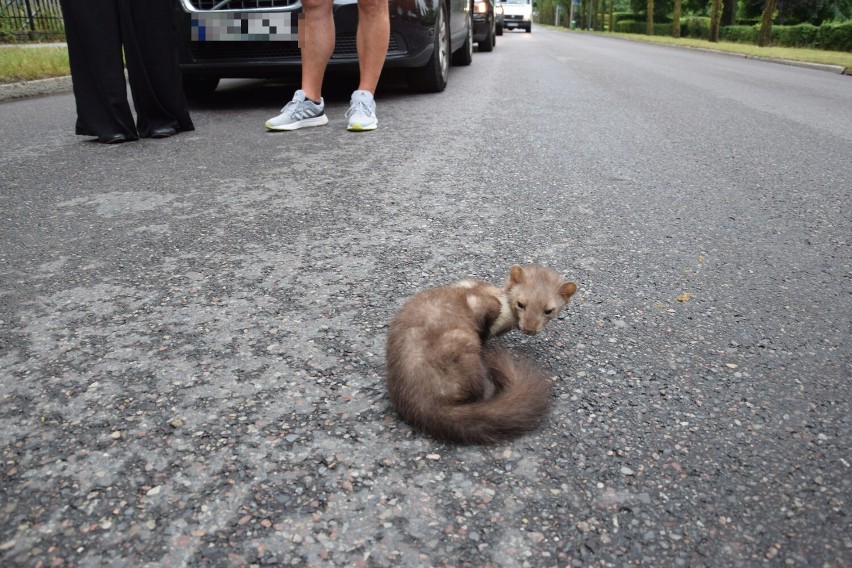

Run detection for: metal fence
[[1, 0, 65, 41]]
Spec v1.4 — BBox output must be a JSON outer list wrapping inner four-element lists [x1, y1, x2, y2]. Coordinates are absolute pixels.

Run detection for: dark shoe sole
[[151, 127, 177, 139], [99, 133, 129, 144]]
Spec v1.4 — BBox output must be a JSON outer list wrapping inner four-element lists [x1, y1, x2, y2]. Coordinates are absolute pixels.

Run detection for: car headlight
[[475, 1, 489, 13]]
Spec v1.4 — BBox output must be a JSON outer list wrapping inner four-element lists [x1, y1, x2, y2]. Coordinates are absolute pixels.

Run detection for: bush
[[614, 19, 640, 33], [775, 23, 820, 47], [612, 12, 637, 24], [683, 16, 712, 40], [817, 22, 852, 52], [721, 25, 759, 44], [611, 15, 852, 53]]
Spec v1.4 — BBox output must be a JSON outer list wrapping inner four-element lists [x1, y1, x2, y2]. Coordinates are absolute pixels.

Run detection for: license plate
[[191, 12, 296, 41]]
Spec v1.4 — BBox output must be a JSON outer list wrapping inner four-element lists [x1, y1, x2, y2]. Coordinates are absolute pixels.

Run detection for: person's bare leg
[[300, 0, 335, 101], [355, 0, 389, 94]]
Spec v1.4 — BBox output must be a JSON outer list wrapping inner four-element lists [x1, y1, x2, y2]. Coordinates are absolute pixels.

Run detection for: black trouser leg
[[119, 0, 195, 137], [59, 0, 138, 140]]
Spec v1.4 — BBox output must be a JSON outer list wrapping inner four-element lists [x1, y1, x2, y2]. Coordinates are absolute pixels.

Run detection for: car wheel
[[479, 15, 495, 52], [525, 24, 532, 33], [408, 1, 450, 92], [452, 12, 473, 66], [496, 23, 503, 36], [182, 75, 219, 99]]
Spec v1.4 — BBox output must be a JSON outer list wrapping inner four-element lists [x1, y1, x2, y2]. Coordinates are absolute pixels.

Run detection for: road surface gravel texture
[[1, 29, 850, 567]]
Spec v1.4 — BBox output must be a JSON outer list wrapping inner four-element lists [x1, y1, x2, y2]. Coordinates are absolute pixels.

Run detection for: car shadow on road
[[187, 71, 416, 111]]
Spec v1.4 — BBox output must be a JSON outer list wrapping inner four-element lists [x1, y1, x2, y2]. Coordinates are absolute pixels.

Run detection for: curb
[[0, 75, 73, 102]]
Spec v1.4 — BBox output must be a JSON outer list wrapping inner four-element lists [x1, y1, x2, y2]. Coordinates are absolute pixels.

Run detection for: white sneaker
[[265, 90, 329, 131], [346, 90, 378, 132]]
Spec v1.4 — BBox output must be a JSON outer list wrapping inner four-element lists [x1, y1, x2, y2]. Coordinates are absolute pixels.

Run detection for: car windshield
[[502, 0, 529, 3]]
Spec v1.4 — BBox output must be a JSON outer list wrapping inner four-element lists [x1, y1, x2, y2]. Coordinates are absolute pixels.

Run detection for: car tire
[[451, 13, 473, 66], [182, 75, 219, 99], [479, 15, 495, 52], [409, 1, 450, 92], [525, 24, 532, 32], [496, 25, 503, 36]]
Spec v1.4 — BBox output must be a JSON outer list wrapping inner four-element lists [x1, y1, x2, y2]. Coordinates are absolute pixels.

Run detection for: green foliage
[[615, 13, 852, 50], [539, 0, 557, 23], [721, 24, 760, 42], [0, 7, 15, 43], [818, 21, 852, 50], [684, 15, 712, 38], [775, 22, 819, 46], [614, 19, 675, 33], [741, 0, 851, 25], [613, 11, 638, 22]]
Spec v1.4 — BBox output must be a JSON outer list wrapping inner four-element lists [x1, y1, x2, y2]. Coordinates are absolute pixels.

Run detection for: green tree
[[722, 0, 737, 25], [743, 0, 851, 25]]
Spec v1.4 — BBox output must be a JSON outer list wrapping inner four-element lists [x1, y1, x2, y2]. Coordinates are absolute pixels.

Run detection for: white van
[[501, 0, 533, 33]]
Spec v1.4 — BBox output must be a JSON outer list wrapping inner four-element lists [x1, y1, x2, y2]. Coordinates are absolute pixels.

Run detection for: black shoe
[[99, 133, 128, 144], [151, 126, 177, 139]]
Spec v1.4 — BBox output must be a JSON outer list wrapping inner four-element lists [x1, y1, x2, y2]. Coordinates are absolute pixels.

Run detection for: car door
[[447, 0, 470, 46]]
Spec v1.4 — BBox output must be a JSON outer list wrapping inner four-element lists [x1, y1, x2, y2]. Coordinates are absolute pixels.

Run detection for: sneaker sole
[[347, 122, 378, 132], [265, 115, 329, 131]]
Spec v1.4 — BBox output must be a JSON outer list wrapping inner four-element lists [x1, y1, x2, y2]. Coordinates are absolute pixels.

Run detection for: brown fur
[[385, 265, 578, 444]]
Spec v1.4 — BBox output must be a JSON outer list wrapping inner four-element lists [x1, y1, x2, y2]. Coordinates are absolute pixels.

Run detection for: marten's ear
[[509, 264, 524, 287], [560, 281, 578, 301]]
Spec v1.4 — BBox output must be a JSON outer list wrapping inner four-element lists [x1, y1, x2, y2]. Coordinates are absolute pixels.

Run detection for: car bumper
[[502, 15, 530, 28], [472, 16, 491, 42]]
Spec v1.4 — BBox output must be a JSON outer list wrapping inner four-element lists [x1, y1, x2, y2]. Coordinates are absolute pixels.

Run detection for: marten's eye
[[517, 302, 526, 310], [544, 308, 554, 315]]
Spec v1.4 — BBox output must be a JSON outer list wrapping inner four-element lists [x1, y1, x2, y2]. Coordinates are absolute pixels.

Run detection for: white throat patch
[[488, 293, 514, 337]]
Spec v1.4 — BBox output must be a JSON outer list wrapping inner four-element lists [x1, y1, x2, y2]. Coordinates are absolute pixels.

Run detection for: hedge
[[614, 17, 852, 52]]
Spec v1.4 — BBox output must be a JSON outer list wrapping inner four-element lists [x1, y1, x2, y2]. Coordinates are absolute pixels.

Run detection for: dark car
[[494, 0, 504, 35], [471, 0, 496, 52], [173, 0, 474, 96]]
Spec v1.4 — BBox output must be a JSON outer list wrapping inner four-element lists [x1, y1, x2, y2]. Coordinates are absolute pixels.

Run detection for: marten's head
[[506, 264, 577, 336]]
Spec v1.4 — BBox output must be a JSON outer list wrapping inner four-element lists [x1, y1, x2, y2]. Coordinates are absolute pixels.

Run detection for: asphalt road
[[1, 28, 850, 567]]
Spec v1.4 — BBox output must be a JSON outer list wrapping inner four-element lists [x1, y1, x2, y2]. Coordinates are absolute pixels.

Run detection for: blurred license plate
[[191, 12, 296, 41]]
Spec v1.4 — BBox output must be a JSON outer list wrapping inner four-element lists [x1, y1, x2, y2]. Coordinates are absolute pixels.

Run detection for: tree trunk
[[608, 0, 614, 31], [758, 0, 775, 47], [672, 0, 682, 38], [646, 0, 654, 36], [709, 0, 723, 42]]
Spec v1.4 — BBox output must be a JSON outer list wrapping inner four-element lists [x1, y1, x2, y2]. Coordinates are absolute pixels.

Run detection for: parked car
[[173, 0, 474, 96], [501, 0, 532, 32], [471, 0, 496, 52], [494, 0, 504, 36]]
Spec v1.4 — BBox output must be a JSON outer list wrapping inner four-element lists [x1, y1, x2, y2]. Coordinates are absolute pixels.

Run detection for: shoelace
[[346, 100, 374, 119]]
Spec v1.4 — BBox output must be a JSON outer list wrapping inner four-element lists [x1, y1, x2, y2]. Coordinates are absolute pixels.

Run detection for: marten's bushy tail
[[416, 348, 551, 444]]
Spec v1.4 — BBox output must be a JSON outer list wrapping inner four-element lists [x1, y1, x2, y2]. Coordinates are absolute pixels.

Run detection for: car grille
[[187, 0, 299, 9], [504, 14, 524, 20]]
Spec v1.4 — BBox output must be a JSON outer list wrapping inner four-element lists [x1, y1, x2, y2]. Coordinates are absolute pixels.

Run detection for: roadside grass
[[0, 46, 69, 83], [541, 26, 852, 70]]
